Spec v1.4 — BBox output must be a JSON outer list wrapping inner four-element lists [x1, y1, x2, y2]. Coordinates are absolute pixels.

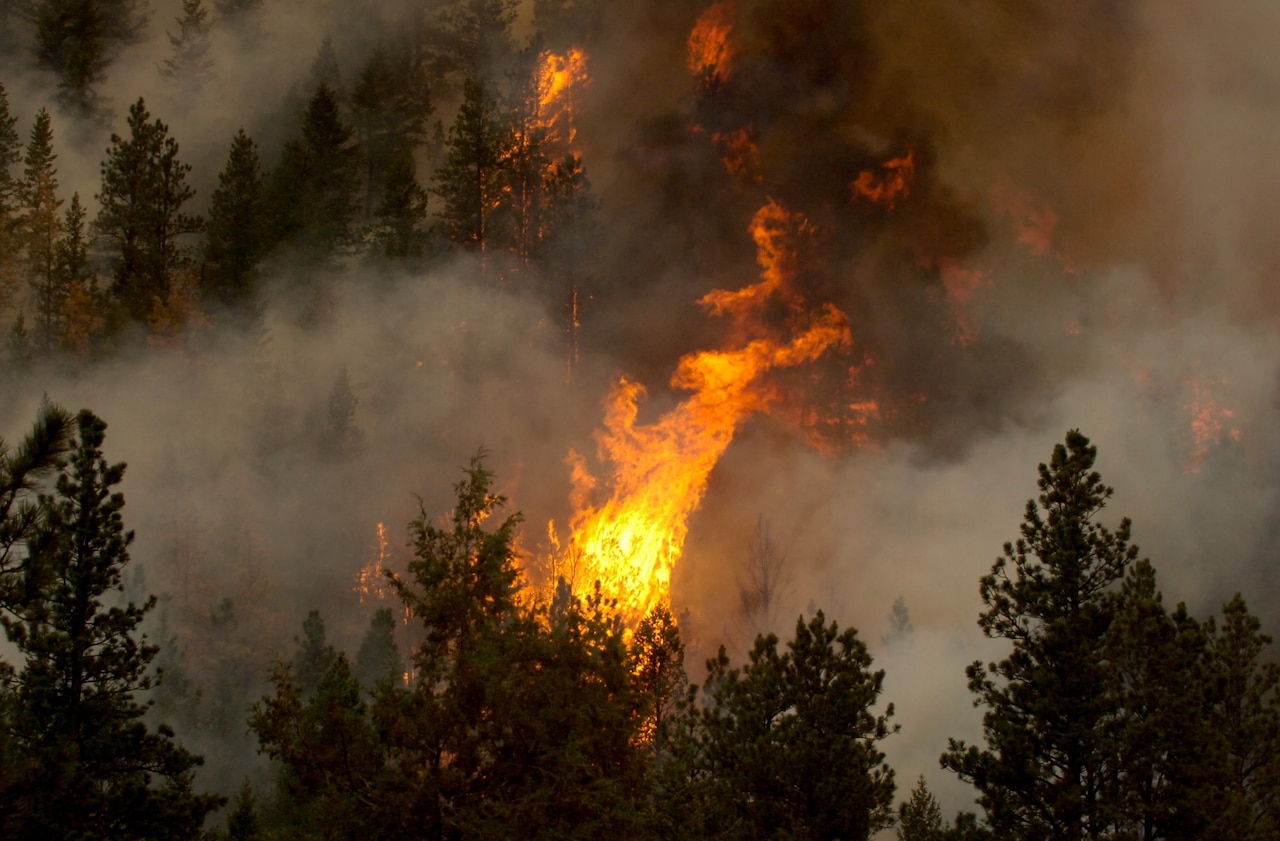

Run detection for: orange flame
[[354, 521, 392, 603], [1183, 376, 1241, 475], [852, 151, 915, 209], [562, 202, 850, 624], [537, 47, 588, 148], [939, 259, 991, 347], [688, 1, 736, 86]]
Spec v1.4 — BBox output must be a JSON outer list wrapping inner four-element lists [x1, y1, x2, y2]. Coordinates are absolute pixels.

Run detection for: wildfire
[[1183, 376, 1241, 475], [354, 521, 392, 603], [938, 259, 991, 347], [560, 201, 851, 625], [852, 151, 915, 210], [688, 0, 736, 87], [536, 47, 588, 148]]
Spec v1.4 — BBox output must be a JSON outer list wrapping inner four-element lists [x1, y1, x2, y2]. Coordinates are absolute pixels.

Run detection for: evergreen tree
[[0, 410, 222, 837], [26, 0, 148, 115], [372, 150, 429, 260], [225, 778, 261, 841], [693, 612, 898, 841], [96, 98, 202, 326], [354, 606, 401, 689], [433, 78, 511, 265], [160, 0, 214, 88], [351, 41, 431, 217], [1103, 559, 1221, 840], [942, 430, 1139, 841], [55, 193, 100, 357], [899, 775, 945, 841], [0, 402, 72, 615], [1205, 595, 1280, 839], [264, 83, 358, 263], [291, 609, 337, 699], [203, 129, 265, 312], [21, 108, 64, 355], [427, 0, 520, 90], [0, 82, 22, 315]]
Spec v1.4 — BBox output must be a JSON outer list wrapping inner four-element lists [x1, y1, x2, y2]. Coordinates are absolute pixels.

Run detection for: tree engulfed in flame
[[354, 521, 392, 603], [536, 47, 588, 147], [688, 0, 736, 86], [1183, 376, 1241, 475], [852, 151, 915, 209], [562, 202, 851, 625]]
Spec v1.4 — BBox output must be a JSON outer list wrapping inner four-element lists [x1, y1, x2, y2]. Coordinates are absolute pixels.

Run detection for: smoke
[[4, 0, 1280, 820]]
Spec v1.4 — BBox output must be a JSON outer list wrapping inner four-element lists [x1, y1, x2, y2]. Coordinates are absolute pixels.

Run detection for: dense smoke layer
[[3, 0, 1279, 818]]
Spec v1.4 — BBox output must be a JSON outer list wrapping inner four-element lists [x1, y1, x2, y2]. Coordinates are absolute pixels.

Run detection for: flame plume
[[562, 202, 851, 625], [688, 0, 736, 87]]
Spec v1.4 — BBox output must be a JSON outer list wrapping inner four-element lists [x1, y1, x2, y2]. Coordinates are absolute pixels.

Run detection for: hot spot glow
[[1183, 377, 1241, 475], [852, 151, 915, 209], [536, 47, 588, 147], [688, 1, 735, 86]]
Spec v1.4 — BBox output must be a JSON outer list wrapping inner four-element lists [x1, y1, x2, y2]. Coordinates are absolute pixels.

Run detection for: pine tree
[[264, 84, 358, 264], [21, 108, 64, 355], [354, 606, 401, 689], [291, 609, 337, 699], [96, 98, 202, 326], [1205, 595, 1280, 839], [352, 41, 431, 217], [372, 150, 429, 260], [0, 82, 22, 315], [26, 0, 148, 115], [0, 410, 222, 837], [203, 129, 264, 312], [160, 0, 214, 88], [942, 430, 1139, 841], [55, 193, 100, 357], [899, 775, 945, 841], [0, 402, 72, 615], [695, 613, 898, 840], [433, 78, 511, 265]]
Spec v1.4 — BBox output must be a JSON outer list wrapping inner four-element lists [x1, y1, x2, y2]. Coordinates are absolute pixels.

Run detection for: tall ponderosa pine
[[434, 78, 511, 266], [56, 193, 100, 357], [373, 150, 429, 260], [942, 430, 1139, 840], [0, 410, 221, 837], [96, 98, 202, 326], [203, 129, 265, 312], [0, 402, 72, 616], [0, 83, 22, 314], [21, 108, 65, 355], [27, 0, 148, 115], [160, 0, 214, 88], [692, 613, 897, 841], [351, 41, 431, 217], [265, 83, 358, 262]]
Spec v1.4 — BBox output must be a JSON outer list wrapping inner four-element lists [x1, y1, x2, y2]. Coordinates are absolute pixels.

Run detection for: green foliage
[[21, 108, 65, 355], [898, 775, 944, 841], [96, 98, 202, 326], [265, 83, 359, 264], [203, 129, 265, 313], [433, 78, 511, 260], [353, 606, 401, 689], [291, 608, 338, 699], [161, 0, 214, 88], [0, 409, 221, 837], [943, 430, 1138, 841], [667, 613, 897, 841], [26, 0, 148, 115]]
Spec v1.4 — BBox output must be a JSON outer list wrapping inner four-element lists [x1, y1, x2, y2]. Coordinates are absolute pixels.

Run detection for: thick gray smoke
[[3, 0, 1279, 820]]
